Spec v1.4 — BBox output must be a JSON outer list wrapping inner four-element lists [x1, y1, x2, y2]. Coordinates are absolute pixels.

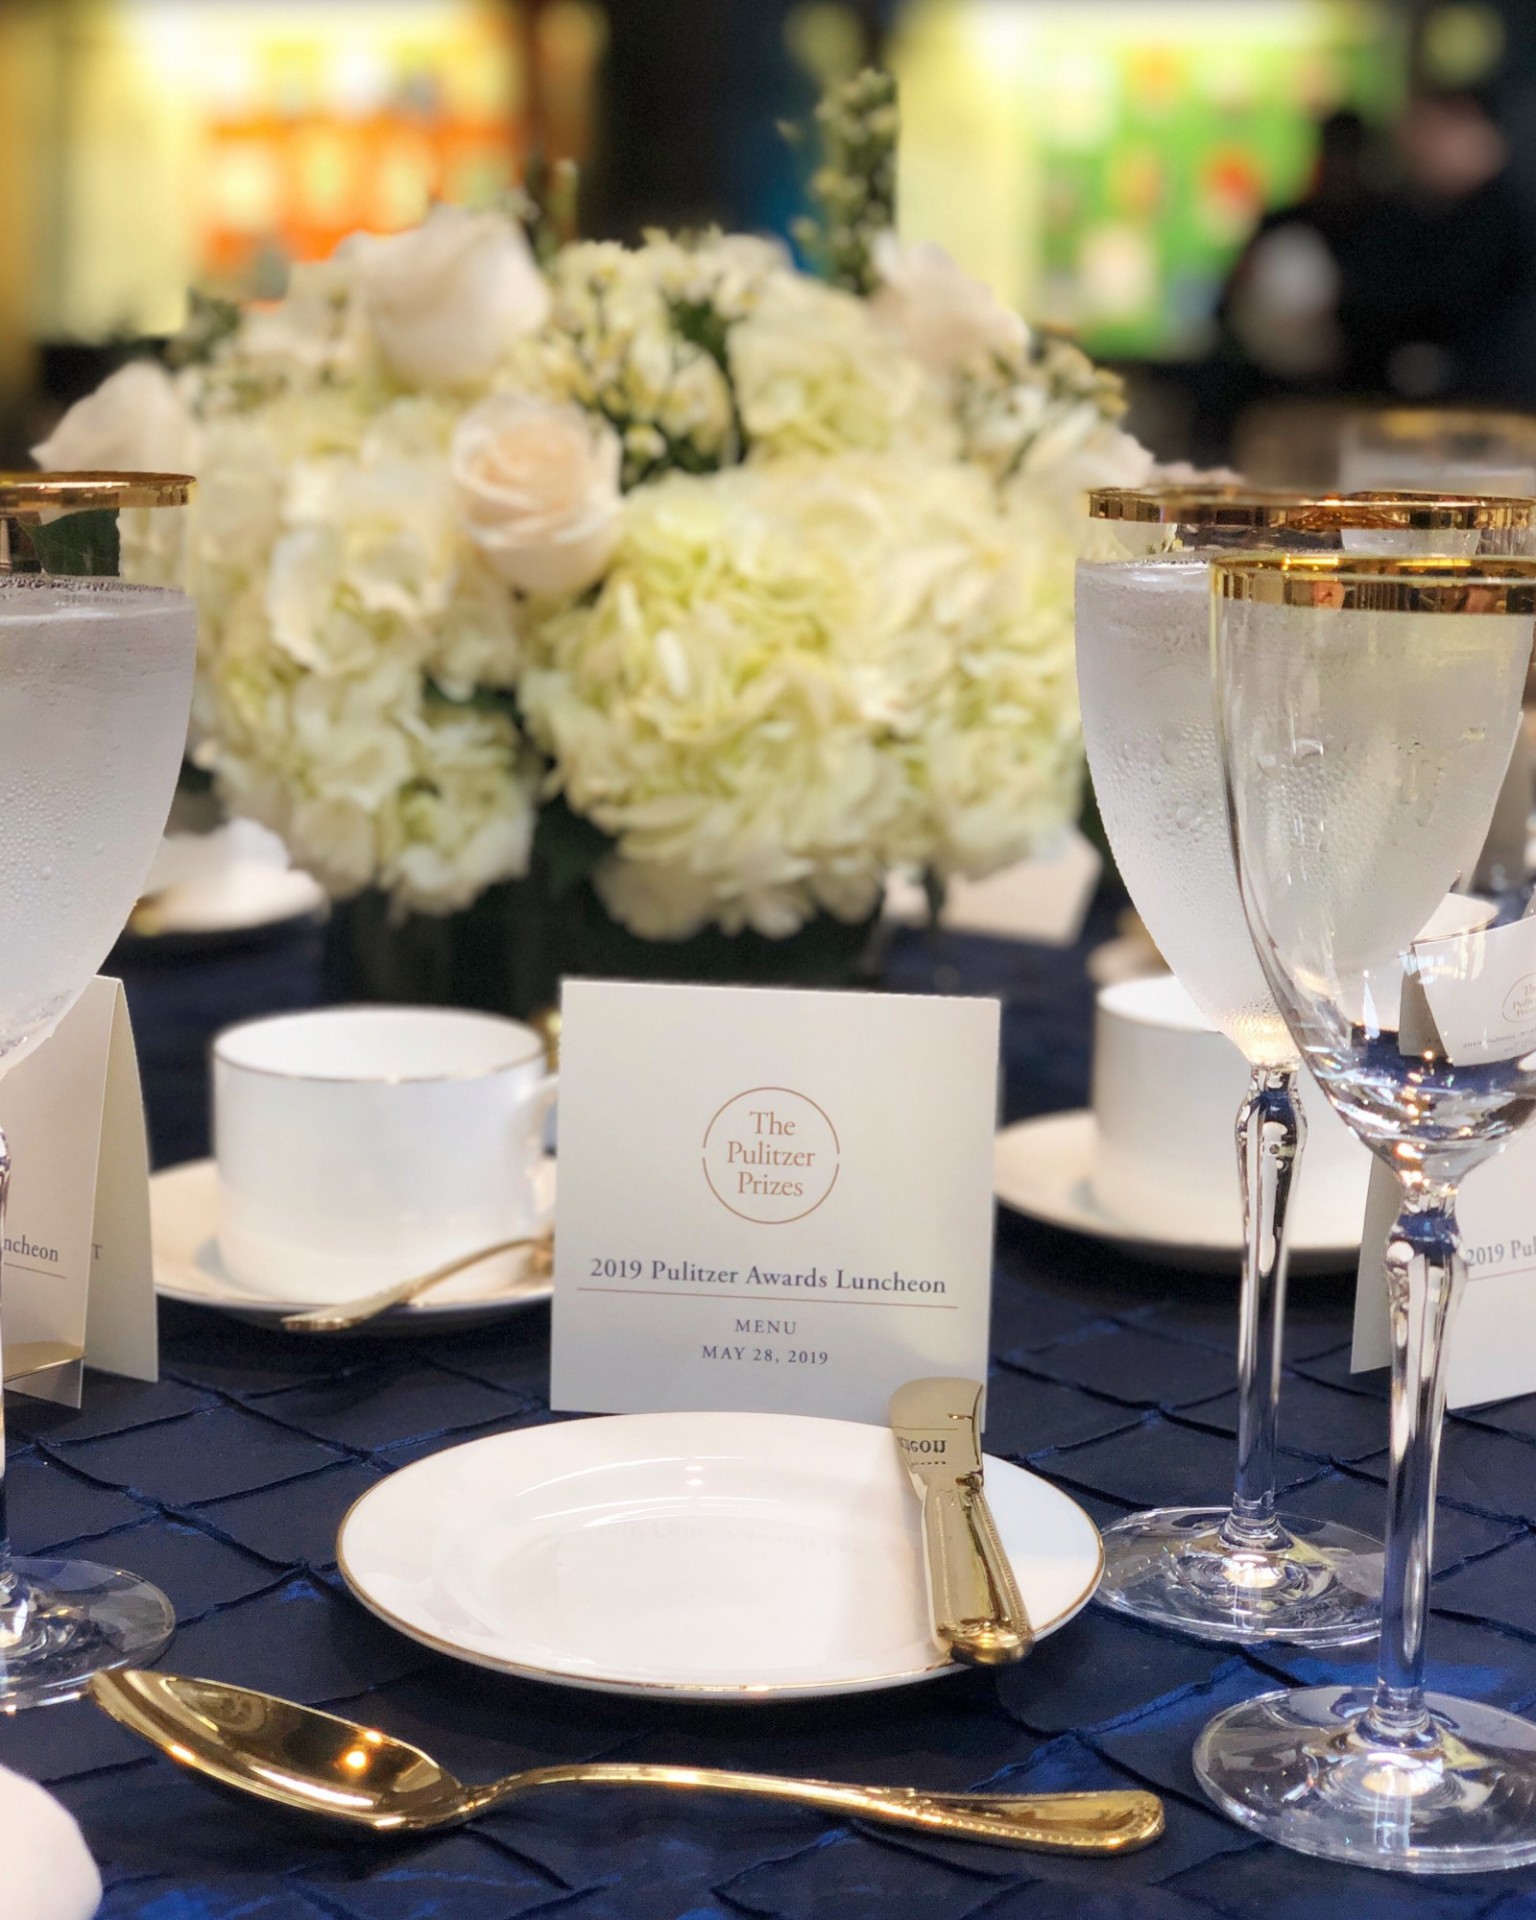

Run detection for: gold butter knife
[[889, 1377, 1033, 1666]]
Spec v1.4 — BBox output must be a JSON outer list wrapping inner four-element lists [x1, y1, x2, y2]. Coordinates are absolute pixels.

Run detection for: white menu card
[[0, 977, 157, 1407], [551, 980, 1000, 1424]]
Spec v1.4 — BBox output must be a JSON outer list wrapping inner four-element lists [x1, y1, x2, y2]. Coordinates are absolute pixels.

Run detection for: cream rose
[[355, 206, 550, 390], [869, 234, 1026, 374], [32, 359, 200, 473], [451, 396, 622, 596]]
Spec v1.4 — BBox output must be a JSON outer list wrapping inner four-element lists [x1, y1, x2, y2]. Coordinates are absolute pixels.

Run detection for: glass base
[[1096, 1506, 1381, 1645], [1196, 1685, 1536, 1873], [0, 1556, 175, 1708]]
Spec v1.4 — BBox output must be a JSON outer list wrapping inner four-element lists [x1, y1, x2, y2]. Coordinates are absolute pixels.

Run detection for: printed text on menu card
[[551, 980, 999, 1424]]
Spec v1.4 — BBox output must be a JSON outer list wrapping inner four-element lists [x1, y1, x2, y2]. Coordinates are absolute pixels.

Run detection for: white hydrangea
[[37, 199, 1148, 934], [185, 385, 535, 914], [519, 453, 1083, 939], [729, 275, 951, 460]]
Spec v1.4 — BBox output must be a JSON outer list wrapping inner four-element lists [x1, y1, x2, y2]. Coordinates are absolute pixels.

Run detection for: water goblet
[[1195, 551, 1536, 1871], [1077, 487, 1534, 1645], [0, 474, 197, 1707], [1338, 408, 1536, 499]]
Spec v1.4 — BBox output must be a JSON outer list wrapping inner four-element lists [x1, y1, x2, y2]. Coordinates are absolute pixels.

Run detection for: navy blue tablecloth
[[8, 909, 1536, 1918]]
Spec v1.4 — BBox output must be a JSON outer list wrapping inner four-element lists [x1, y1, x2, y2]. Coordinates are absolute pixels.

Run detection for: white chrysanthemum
[[519, 453, 1083, 939]]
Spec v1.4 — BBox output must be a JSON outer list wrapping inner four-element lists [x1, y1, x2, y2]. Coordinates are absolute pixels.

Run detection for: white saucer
[[133, 862, 325, 937], [993, 1112, 1361, 1275], [150, 1159, 555, 1333], [337, 1411, 1102, 1700]]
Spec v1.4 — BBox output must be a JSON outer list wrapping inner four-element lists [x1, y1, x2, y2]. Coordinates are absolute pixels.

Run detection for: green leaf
[[533, 795, 614, 898], [27, 508, 120, 578]]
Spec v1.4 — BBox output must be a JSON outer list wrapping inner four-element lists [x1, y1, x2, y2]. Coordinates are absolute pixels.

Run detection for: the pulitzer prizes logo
[[1503, 972, 1536, 1032], [702, 1087, 840, 1224]]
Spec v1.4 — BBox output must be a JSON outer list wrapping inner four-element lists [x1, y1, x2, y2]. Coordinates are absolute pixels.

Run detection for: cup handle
[[520, 1072, 559, 1230]]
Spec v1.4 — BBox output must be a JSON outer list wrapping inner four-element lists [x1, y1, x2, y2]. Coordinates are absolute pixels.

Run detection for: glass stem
[[1221, 1064, 1303, 1551], [1364, 1185, 1463, 1747]]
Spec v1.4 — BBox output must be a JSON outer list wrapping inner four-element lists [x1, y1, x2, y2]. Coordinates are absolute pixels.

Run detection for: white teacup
[[1090, 975, 1371, 1241], [213, 1006, 556, 1301]]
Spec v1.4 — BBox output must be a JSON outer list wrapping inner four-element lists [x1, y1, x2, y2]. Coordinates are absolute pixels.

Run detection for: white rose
[[32, 359, 199, 473], [869, 234, 1026, 374], [355, 206, 550, 390], [451, 395, 622, 596]]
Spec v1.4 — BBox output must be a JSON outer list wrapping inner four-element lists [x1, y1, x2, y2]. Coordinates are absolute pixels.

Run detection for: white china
[[213, 1006, 556, 1301], [133, 863, 324, 938], [336, 1411, 1102, 1700], [151, 1158, 554, 1331], [137, 822, 324, 936], [993, 1112, 1361, 1274], [1091, 976, 1370, 1242]]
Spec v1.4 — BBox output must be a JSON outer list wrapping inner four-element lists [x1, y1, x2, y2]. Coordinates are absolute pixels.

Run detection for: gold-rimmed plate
[[336, 1412, 1103, 1701]]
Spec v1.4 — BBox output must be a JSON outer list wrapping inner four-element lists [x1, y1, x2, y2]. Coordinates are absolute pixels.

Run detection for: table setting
[[14, 73, 1536, 1920]]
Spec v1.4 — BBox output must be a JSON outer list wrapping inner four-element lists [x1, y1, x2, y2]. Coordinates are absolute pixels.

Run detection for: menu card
[[0, 977, 157, 1408], [551, 980, 1000, 1424]]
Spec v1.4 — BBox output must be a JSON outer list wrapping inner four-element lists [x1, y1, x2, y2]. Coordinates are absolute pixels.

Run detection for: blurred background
[[3, 0, 1534, 476]]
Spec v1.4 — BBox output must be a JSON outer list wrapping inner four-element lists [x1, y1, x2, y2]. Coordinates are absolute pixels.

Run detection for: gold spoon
[[279, 1233, 553, 1333], [90, 1670, 1164, 1854]]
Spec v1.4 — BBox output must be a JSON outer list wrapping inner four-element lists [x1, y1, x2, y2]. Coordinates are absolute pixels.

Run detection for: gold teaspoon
[[90, 1670, 1164, 1854], [279, 1233, 552, 1333]]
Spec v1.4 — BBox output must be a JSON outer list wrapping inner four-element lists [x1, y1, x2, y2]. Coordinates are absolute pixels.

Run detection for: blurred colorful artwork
[[894, 0, 1403, 359], [123, 0, 562, 294], [23, 0, 603, 339]]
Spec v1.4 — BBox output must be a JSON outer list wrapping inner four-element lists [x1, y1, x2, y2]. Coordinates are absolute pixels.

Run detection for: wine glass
[[0, 473, 197, 1707], [1195, 551, 1536, 1871], [1076, 487, 1535, 1646], [1338, 409, 1536, 500]]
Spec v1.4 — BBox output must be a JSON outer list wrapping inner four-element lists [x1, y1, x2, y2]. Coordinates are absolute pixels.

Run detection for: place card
[[1412, 913, 1536, 1066], [0, 978, 157, 1409], [884, 828, 1102, 947], [1353, 1137, 1536, 1409], [551, 980, 1000, 1424]]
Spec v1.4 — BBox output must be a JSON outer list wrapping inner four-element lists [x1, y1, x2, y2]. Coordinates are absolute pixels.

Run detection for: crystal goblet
[[1078, 487, 1534, 1645], [1195, 551, 1536, 1871], [0, 473, 196, 1707]]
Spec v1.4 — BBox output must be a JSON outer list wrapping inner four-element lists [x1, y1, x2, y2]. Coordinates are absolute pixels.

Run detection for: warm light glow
[[25, 0, 595, 341]]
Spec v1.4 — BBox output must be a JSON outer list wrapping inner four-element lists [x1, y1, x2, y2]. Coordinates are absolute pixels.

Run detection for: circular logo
[[702, 1087, 840, 1224], [1505, 974, 1536, 1027]]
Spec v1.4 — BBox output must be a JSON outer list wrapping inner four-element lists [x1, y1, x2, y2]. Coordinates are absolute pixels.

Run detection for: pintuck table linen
[[6, 908, 1536, 1916]]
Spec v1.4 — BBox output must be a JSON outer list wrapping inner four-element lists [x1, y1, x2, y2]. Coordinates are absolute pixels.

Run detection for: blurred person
[[1220, 110, 1382, 383], [1188, 111, 1389, 460], [1382, 87, 1532, 402]]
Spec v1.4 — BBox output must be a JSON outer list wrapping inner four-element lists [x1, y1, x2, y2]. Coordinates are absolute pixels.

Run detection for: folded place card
[[551, 980, 1000, 1424], [1352, 928, 1536, 1409], [1353, 1135, 1536, 1410], [884, 828, 1103, 948], [0, 977, 157, 1409]]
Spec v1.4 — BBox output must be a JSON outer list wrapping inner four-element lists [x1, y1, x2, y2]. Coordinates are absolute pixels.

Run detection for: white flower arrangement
[[35, 76, 1150, 936]]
